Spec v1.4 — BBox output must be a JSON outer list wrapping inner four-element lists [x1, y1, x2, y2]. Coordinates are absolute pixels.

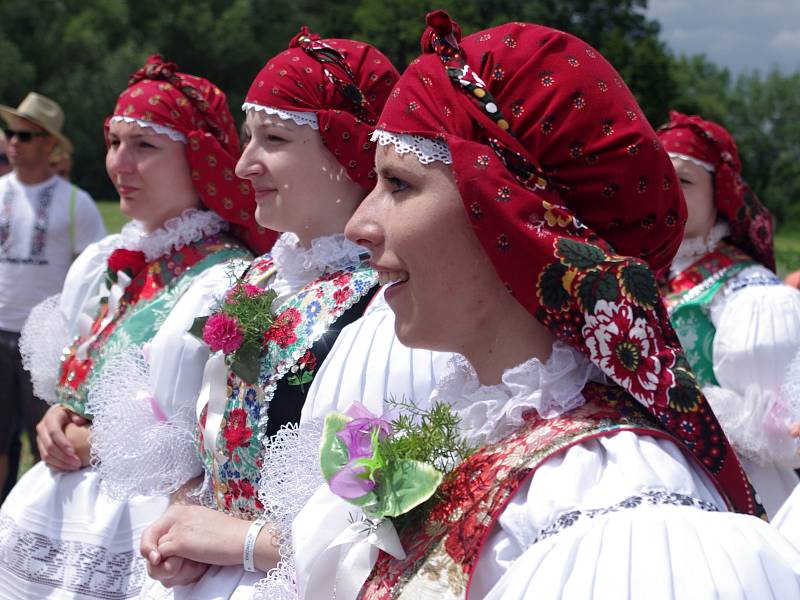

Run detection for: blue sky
[[646, 0, 800, 75]]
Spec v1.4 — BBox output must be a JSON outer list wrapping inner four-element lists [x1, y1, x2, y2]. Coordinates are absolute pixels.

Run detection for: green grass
[[97, 200, 129, 234], [775, 228, 800, 278]]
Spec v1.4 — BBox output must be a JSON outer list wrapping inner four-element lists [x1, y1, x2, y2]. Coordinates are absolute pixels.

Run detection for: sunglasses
[[0, 154, 7, 166], [3, 128, 49, 143]]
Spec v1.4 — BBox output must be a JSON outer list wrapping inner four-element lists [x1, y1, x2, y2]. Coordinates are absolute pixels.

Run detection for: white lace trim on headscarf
[[19, 295, 69, 405], [371, 129, 452, 165], [117, 208, 227, 261], [433, 341, 605, 447], [242, 103, 319, 130], [109, 115, 187, 143], [86, 345, 202, 499], [668, 151, 715, 173]]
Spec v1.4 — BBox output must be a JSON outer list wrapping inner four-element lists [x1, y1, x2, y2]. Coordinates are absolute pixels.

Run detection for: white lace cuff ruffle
[[109, 115, 187, 143], [19, 294, 70, 405], [434, 341, 604, 446], [242, 102, 320, 130], [371, 129, 452, 165], [254, 420, 326, 600], [117, 207, 227, 261], [86, 346, 202, 499], [703, 383, 800, 467]]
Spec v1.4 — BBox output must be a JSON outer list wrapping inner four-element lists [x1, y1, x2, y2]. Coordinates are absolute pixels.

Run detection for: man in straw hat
[[0, 92, 105, 498]]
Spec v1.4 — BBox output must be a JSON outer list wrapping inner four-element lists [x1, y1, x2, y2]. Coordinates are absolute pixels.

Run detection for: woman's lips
[[254, 188, 277, 200], [117, 185, 139, 196]]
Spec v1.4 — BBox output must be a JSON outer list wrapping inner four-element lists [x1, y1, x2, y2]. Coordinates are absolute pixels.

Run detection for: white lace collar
[[271, 232, 366, 281], [671, 220, 730, 276], [117, 208, 227, 261], [433, 341, 604, 447]]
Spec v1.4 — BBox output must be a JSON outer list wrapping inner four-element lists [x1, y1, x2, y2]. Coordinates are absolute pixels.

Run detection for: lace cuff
[[242, 103, 320, 130], [704, 384, 800, 466], [109, 115, 187, 143], [86, 345, 202, 499], [19, 295, 70, 405], [371, 129, 452, 165], [254, 420, 325, 600]]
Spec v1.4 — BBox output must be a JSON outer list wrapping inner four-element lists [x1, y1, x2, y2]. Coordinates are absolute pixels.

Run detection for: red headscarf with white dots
[[244, 28, 400, 190], [109, 54, 276, 254], [658, 111, 774, 271], [373, 11, 760, 517]]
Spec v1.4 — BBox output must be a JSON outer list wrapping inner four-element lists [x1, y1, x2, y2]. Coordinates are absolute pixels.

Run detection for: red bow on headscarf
[[658, 111, 775, 271], [243, 29, 400, 190], [108, 54, 277, 254], [374, 11, 761, 517]]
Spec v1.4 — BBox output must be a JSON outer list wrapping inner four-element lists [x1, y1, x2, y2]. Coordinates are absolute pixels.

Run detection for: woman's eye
[[139, 141, 157, 149], [679, 178, 693, 185], [109, 139, 120, 147], [386, 176, 409, 193], [266, 134, 287, 143]]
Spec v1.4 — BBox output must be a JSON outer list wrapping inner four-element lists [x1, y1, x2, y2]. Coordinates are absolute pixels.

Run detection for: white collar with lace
[[433, 341, 605, 447], [671, 220, 730, 276], [117, 208, 227, 261], [270, 232, 366, 287]]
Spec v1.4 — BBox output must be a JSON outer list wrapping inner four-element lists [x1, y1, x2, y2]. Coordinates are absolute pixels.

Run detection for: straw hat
[[0, 92, 73, 153]]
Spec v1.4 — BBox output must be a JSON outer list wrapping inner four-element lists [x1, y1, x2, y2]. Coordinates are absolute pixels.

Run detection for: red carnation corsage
[[107, 248, 148, 283]]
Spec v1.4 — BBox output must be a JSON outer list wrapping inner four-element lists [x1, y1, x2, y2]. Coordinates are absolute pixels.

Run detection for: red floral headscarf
[[109, 54, 276, 254], [658, 111, 774, 271], [243, 27, 400, 190], [375, 11, 761, 517]]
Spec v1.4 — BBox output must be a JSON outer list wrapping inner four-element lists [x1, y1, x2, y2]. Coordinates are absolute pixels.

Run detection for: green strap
[[68, 185, 77, 257]]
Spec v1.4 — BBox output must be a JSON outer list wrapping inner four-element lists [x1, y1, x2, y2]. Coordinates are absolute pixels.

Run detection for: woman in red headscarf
[[0, 56, 259, 599], [130, 30, 452, 600], [658, 112, 800, 518], [284, 12, 800, 599]]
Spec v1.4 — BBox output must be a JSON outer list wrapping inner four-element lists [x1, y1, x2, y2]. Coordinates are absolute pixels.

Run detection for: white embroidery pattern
[[242, 103, 319, 130], [371, 129, 452, 165], [109, 115, 187, 143]]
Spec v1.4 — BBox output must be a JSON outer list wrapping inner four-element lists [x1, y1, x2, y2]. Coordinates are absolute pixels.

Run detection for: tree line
[[2, 0, 798, 229]]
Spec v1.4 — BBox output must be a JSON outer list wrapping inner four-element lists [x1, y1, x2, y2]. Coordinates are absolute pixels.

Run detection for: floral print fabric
[[374, 11, 761, 516]]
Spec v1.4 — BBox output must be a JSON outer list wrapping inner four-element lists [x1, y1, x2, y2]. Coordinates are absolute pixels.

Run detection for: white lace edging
[[671, 221, 730, 276], [109, 115, 187, 143], [668, 151, 715, 173], [704, 382, 800, 466], [272, 232, 366, 278], [86, 345, 203, 500], [117, 208, 227, 261], [433, 341, 604, 446], [371, 129, 452, 165], [242, 102, 320, 130], [18, 295, 70, 405], [254, 420, 325, 600]]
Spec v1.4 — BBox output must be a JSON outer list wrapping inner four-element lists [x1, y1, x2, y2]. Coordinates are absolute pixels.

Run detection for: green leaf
[[620, 263, 660, 308], [319, 412, 352, 481], [230, 339, 260, 384], [556, 238, 607, 269], [578, 270, 620, 312], [538, 262, 570, 310], [188, 315, 209, 341], [370, 459, 443, 519]]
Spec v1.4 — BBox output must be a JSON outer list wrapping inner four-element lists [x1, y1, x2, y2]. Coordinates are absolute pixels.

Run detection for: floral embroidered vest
[[662, 242, 755, 387], [57, 233, 248, 417], [359, 383, 709, 600], [198, 255, 378, 518]]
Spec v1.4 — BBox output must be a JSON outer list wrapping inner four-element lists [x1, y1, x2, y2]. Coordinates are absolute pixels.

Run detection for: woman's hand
[[140, 504, 279, 576], [144, 554, 209, 588], [35, 405, 88, 471], [64, 422, 91, 467]]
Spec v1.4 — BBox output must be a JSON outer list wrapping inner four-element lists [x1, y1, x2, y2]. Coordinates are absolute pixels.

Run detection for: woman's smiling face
[[345, 145, 523, 355], [235, 110, 364, 246]]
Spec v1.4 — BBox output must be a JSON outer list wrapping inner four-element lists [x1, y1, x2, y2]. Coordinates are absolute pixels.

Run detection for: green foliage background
[[2, 0, 798, 234]]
